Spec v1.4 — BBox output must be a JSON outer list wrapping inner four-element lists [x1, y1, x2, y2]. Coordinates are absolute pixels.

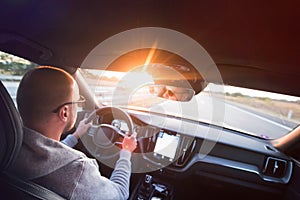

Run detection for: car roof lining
[[0, 0, 299, 96]]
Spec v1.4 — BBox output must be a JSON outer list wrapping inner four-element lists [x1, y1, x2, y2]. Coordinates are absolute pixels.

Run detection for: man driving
[[9, 66, 137, 199]]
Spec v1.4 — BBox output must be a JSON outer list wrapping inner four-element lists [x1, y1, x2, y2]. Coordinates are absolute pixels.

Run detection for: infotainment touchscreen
[[153, 130, 180, 161]]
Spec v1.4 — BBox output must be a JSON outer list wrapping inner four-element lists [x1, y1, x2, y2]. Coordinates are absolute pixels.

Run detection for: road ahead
[[223, 101, 295, 139], [152, 93, 297, 139]]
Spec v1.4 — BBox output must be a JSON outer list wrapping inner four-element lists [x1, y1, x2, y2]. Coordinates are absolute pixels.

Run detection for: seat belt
[[1, 172, 66, 200]]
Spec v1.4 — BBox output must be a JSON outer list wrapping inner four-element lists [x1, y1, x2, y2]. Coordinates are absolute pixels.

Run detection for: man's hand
[[73, 118, 92, 139], [122, 135, 137, 152]]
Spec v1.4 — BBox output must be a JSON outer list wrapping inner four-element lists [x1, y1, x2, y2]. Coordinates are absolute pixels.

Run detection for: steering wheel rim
[[81, 106, 135, 161]]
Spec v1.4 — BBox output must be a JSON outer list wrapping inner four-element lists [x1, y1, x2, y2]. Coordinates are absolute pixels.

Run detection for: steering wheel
[[81, 106, 135, 160]]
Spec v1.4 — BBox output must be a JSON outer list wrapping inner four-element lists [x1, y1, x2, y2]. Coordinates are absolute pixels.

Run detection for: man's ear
[[58, 106, 69, 122]]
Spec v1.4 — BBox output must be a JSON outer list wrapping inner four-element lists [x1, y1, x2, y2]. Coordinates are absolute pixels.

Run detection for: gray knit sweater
[[8, 127, 132, 200]]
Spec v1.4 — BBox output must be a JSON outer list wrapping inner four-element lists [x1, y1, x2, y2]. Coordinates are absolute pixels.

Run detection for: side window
[[0, 51, 37, 105]]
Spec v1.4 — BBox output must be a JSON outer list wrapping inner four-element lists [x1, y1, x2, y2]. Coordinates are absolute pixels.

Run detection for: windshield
[[79, 69, 300, 139]]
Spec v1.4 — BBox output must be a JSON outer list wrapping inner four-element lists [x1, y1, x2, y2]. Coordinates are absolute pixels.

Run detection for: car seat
[[0, 80, 65, 199]]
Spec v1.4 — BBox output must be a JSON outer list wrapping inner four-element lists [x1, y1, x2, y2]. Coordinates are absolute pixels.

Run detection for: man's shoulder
[[9, 127, 91, 179]]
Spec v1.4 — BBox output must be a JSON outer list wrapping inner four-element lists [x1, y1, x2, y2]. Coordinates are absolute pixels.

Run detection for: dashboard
[[129, 110, 293, 199], [85, 109, 295, 200]]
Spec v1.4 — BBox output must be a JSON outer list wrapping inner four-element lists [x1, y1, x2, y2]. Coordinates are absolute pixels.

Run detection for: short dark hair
[[17, 66, 75, 125]]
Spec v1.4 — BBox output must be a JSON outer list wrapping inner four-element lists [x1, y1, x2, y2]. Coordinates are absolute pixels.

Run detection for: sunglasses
[[52, 95, 86, 113]]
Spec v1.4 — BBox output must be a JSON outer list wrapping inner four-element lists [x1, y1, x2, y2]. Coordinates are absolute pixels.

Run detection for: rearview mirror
[[148, 84, 195, 102]]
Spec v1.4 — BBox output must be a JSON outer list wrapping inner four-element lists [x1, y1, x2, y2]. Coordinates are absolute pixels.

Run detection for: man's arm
[[70, 136, 137, 200], [109, 136, 137, 197], [61, 118, 91, 148]]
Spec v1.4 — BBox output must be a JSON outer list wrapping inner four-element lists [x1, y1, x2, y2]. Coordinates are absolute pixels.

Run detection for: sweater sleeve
[[110, 149, 132, 198], [70, 150, 132, 200], [61, 135, 78, 148]]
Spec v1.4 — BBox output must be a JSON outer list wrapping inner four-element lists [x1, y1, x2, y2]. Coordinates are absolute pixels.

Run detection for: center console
[[132, 174, 174, 200], [130, 128, 196, 200]]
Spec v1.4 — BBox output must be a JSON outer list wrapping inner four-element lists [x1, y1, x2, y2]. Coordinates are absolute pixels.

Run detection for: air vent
[[175, 137, 196, 166], [263, 157, 287, 178]]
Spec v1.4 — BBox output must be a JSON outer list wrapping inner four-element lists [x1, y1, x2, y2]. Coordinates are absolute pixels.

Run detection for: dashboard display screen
[[153, 130, 180, 161]]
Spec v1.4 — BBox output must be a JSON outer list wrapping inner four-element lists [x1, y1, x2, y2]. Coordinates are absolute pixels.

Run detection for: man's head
[[17, 66, 80, 137]]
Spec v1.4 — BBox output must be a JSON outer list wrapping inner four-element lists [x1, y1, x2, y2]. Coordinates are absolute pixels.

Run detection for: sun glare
[[144, 46, 157, 67], [119, 71, 154, 90]]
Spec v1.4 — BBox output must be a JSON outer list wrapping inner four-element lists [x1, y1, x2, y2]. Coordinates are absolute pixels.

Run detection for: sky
[[0, 51, 31, 64]]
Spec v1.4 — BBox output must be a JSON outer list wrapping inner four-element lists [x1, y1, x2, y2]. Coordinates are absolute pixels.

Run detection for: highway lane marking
[[226, 104, 292, 131]]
